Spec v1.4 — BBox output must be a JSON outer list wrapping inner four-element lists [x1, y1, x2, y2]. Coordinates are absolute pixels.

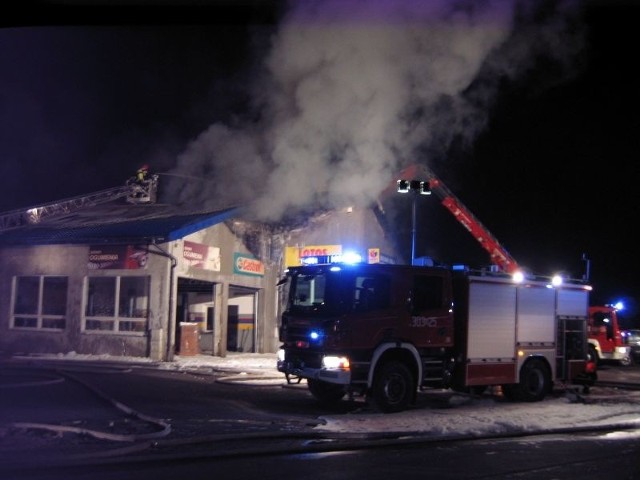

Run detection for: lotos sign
[[299, 245, 342, 257], [284, 245, 343, 267]]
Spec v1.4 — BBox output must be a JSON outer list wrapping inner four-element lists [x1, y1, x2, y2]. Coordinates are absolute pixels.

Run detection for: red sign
[[182, 241, 220, 271], [88, 245, 148, 270]]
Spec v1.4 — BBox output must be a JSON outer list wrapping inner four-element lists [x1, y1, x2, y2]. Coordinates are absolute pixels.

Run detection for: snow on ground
[[15, 351, 640, 437], [316, 392, 640, 437]]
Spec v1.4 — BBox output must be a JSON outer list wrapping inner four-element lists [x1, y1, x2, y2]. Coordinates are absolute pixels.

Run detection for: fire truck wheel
[[372, 360, 415, 413], [307, 379, 346, 404], [510, 359, 551, 402]]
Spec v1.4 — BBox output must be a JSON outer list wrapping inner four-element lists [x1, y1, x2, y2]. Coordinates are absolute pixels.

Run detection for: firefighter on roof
[[136, 164, 149, 184]]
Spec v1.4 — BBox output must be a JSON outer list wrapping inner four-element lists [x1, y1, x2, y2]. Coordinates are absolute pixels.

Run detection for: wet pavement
[[0, 354, 279, 468], [0, 355, 639, 473]]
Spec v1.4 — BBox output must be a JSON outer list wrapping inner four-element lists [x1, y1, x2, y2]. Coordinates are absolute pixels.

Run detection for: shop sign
[[299, 245, 342, 257], [234, 253, 264, 277], [183, 241, 220, 271], [88, 245, 148, 270], [284, 245, 343, 267]]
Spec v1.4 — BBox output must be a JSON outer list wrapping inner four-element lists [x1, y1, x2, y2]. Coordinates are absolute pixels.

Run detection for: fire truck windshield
[[291, 273, 328, 309], [288, 267, 390, 315], [288, 269, 352, 315]]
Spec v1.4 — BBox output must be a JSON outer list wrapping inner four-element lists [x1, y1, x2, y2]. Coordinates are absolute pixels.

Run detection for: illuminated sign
[[285, 245, 343, 267], [234, 253, 264, 276], [299, 245, 342, 257]]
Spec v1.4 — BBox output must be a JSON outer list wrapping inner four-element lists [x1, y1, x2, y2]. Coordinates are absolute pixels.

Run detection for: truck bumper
[[277, 358, 351, 385], [602, 346, 631, 362]]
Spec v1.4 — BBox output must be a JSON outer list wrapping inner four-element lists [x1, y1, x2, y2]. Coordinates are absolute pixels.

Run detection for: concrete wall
[[0, 220, 280, 360]]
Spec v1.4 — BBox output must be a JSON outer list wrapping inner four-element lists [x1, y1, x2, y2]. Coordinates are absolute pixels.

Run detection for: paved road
[[1, 357, 638, 473], [596, 361, 640, 384]]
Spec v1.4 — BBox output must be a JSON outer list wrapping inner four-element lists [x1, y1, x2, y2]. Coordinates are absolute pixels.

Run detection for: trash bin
[[179, 322, 200, 356]]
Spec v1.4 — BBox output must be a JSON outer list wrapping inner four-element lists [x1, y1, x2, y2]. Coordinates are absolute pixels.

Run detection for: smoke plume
[[164, 0, 585, 222]]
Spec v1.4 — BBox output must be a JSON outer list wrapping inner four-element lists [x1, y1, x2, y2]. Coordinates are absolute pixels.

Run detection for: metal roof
[[0, 203, 241, 246]]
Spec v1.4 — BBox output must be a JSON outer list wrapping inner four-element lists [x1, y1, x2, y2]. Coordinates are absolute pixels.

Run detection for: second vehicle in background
[[622, 329, 640, 364], [588, 305, 632, 366]]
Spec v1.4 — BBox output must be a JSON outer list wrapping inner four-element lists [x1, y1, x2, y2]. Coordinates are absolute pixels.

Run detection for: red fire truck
[[588, 304, 631, 366], [277, 166, 597, 412]]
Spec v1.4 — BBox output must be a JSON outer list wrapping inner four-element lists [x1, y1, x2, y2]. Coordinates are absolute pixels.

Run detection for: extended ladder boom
[[396, 164, 520, 274], [0, 175, 158, 231], [426, 175, 519, 274]]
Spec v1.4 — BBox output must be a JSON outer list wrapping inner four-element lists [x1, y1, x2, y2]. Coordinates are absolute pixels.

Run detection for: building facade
[[0, 202, 401, 361]]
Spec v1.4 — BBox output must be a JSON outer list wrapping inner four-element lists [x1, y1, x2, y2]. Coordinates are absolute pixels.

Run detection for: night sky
[[1, 1, 639, 321]]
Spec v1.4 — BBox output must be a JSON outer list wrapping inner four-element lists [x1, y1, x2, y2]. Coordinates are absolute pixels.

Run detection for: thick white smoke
[[165, 0, 584, 221]]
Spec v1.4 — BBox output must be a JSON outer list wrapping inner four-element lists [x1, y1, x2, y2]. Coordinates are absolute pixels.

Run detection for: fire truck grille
[[284, 325, 312, 340], [284, 349, 323, 369]]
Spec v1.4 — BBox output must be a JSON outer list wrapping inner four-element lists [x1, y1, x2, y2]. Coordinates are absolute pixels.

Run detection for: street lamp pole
[[397, 179, 431, 266], [411, 192, 417, 265]]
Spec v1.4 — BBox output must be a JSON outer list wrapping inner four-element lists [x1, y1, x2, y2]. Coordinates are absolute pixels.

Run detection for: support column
[[215, 282, 229, 357]]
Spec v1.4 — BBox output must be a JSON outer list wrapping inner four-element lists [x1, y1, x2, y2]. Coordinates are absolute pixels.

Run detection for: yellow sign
[[285, 245, 343, 267], [368, 248, 380, 264]]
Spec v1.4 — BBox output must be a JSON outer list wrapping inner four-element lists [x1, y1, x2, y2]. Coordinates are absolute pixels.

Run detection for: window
[[592, 312, 613, 340], [12, 276, 68, 330], [84, 276, 149, 333], [291, 273, 327, 307], [353, 275, 391, 312], [412, 275, 444, 312]]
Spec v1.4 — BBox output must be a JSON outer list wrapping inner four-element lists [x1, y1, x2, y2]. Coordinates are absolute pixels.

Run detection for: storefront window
[[84, 276, 149, 334], [12, 276, 68, 330]]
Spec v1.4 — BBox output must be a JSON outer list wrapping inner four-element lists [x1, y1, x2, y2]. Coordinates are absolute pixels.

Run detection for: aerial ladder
[[392, 163, 520, 275], [0, 174, 159, 232]]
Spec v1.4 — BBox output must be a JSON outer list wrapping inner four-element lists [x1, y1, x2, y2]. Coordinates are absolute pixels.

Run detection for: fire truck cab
[[588, 305, 632, 366]]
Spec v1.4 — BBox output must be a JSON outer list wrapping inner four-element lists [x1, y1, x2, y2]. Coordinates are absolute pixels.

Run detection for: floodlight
[[419, 181, 432, 195], [397, 179, 410, 193]]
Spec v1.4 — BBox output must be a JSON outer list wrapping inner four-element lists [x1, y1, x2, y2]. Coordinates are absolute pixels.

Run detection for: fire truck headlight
[[322, 355, 350, 369]]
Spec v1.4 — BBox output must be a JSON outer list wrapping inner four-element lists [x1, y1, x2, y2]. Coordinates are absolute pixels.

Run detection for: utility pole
[[397, 179, 431, 265]]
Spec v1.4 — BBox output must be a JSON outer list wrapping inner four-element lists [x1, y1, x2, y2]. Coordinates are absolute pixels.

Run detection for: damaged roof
[[0, 202, 241, 246]]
